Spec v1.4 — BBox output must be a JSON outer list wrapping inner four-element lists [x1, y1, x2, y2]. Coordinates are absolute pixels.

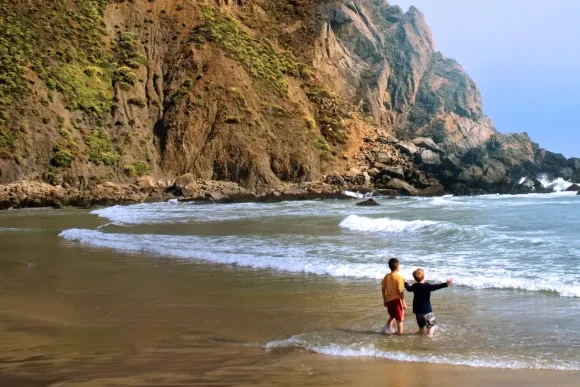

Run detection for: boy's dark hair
[[388, 258, 399, 271]]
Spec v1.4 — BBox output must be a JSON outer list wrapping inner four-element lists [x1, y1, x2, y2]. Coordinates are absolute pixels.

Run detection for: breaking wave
[[90, 201, 366, 225], [265, 336, 580, 371], [339, 215, 440, 233], [538, 175, 575, 192], [58, 228, 580, 298]]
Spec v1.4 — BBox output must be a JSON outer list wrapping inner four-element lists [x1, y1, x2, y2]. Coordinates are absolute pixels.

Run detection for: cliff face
[[0, 0, 577, 193], [314, 2, 496, 152]]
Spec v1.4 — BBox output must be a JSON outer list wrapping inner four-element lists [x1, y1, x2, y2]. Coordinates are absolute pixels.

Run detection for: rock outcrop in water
[[0, 178, 354, 209], [0, 0, 577, 204], [356, 198, 380, 206]]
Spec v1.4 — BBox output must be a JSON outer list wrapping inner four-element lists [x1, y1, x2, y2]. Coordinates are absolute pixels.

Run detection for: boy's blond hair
[[412, 268, 425, 282]]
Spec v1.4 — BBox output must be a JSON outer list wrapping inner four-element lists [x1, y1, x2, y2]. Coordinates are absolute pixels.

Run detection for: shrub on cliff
[[51, 128, 79, 168], [51, 146, 74, 168], [124, 161, 151, 177], [114, 66, 138, 90], [85, 128, 119, 166]]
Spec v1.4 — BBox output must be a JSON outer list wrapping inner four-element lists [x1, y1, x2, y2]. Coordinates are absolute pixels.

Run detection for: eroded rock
[[442, 154, 464, 172], [383, 178, 419, 196], [417, 149, 441, 166], [396, 142, 419, 157], [173, 173, 196, 189], [458, 165, 483, 184], [480, 159, 507, 186], [413, 137, 443, 154], [356, 198, 380, 206], [381, 166, 405, 180], [419, 185, 445, 197]]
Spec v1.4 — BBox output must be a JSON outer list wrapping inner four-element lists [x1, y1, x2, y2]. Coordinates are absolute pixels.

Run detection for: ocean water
[[55, 190, 580, 371]]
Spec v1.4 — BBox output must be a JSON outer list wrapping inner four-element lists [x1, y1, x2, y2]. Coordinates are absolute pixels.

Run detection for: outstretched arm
[[404, 281, 413, 292], [430, 279, 454, 291]]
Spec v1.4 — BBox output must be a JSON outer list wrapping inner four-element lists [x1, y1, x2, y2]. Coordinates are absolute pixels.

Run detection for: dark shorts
[[386, 299, 404, 322], [416, 313, 436, 329]]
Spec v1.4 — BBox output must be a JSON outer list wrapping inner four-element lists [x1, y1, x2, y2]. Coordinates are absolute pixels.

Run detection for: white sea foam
[[538, 175, 575, 192], [58, 228, 580, 297], [91, 190, 579, 226], [407, 196, 462, 209], [339, 215, 439, 233], [264, 336, 579, 371], [430, 196, 450, 206], [0, 227, 34, 232], [426, 272, 580, 298], [90, 201, 359, 225], [59, 228, 388, 279], [343, 190, 364, 199], [91, 202, 285, 224]]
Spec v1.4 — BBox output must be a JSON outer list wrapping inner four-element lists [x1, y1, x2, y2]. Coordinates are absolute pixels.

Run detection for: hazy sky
[[392, 0, 580, 157]]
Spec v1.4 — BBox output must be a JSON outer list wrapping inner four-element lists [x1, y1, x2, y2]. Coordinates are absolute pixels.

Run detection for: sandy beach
[[1, 202, 579, 386], [1, 257, 578, 387], [1, 256, 578, 387]]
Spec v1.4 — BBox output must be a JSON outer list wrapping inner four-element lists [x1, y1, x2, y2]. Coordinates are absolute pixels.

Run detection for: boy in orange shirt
[[381, 258, 407, 335]]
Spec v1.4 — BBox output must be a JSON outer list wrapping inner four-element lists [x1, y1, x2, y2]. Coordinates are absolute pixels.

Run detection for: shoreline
[[1, 175, 578, 211], [0, 174, 417, 211], [2, 210, 580, 385], [0, 178, 356, 210], [262, 351, 580, 387]]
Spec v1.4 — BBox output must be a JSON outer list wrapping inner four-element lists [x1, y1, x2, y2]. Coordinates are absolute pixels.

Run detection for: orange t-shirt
[[382, 272, 405, 303]]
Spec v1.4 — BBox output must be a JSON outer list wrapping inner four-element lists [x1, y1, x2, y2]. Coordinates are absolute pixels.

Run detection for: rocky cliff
[[0, 0, 578, 197]]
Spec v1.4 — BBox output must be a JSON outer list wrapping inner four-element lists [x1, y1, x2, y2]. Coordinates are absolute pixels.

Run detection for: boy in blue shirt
[[405, 268, 453, 336]]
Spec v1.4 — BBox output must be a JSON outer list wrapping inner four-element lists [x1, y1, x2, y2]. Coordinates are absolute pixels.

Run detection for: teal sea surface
[[54, 189, 580, 371]]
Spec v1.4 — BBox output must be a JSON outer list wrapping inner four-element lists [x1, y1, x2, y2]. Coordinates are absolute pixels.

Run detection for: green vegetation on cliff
[[0, 5, 31, 126], [0, 0, 152, 161], [123, 161, 151, 177], [306, 87, 350, 145], [113, 32, 147, 91], [191, 6, 304, 92], [85, 128, 119, 166], [29, 0, 113, 115], [0, 0, 114, 155], [51, 127, 79, 168]]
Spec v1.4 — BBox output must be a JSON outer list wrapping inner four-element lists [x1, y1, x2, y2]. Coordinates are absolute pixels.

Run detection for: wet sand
[[0, 209, 578, 386]]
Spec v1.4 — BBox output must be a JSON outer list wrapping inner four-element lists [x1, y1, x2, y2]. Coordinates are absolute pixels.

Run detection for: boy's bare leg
[[427, 326, 436, 336], [418, 327, 426, 335], [381, 318, 391, 334], [396, 321, 404, 335], [382, 318, 394, 334]]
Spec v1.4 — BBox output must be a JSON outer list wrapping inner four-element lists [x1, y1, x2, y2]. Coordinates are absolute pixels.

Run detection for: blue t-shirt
[[405, 282, 448, 315]]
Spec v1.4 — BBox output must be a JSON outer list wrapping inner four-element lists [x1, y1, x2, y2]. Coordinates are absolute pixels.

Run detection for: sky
[[392, 0, 580, 158]]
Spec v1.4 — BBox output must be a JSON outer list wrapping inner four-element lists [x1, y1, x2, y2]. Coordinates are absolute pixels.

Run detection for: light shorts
[[416, 312, 436, 329]]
